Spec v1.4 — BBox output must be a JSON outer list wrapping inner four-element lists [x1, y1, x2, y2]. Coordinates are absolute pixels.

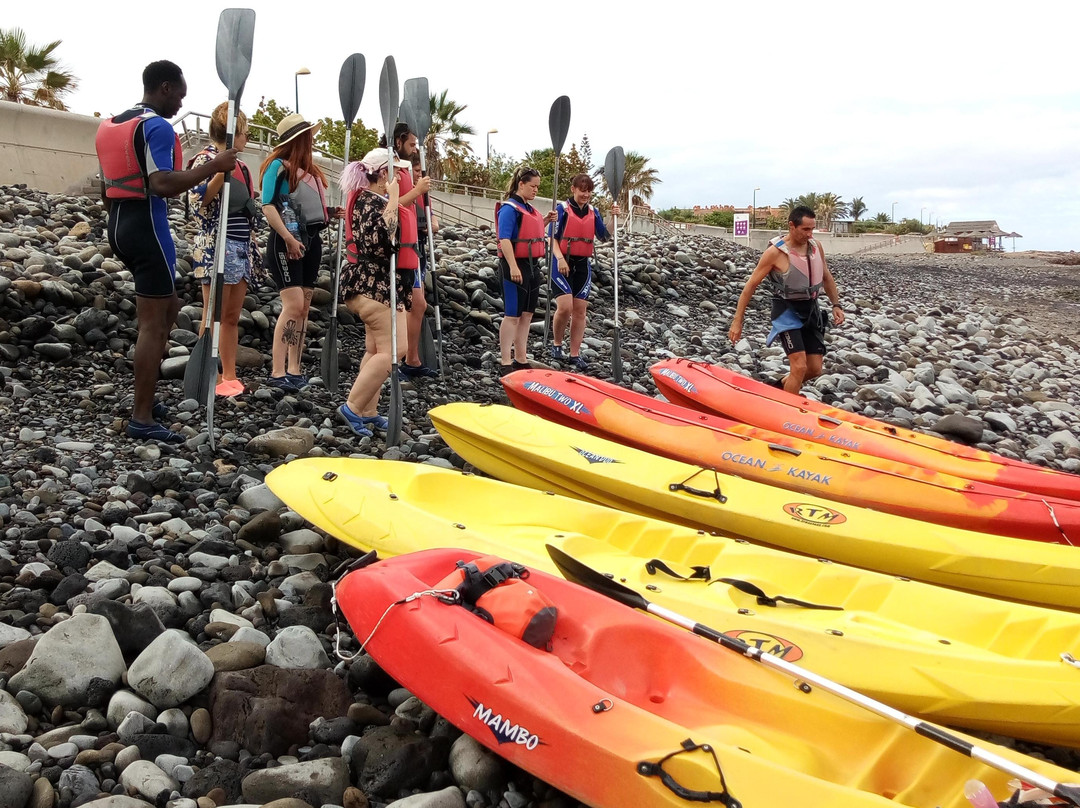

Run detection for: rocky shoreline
[[1, 182, 1080, 808]]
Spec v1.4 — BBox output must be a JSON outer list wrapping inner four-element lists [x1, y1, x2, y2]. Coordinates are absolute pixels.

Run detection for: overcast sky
[[9, 0, 1078, 250]]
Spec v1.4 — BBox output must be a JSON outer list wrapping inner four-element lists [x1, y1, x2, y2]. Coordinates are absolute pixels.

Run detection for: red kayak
[[502, 369, 1080, 544], [650, 358, 1080, 502], [336, 548, 1063, 808]]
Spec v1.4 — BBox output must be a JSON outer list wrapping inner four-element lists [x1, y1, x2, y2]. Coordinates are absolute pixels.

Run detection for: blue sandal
[[358, 414, 389, 431], [127, 419, 184, 444], [337, 404, 373, 438], [152, 402, 170, 422]]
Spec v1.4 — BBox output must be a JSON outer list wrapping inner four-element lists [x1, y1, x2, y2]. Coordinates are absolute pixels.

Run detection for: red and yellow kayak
[[502, 369, 1080, 544], [650, 358, 1080, 501], [338, 548, 1080, 808]]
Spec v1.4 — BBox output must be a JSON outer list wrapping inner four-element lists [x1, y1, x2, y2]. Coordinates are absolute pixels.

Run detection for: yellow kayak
[[428, 402, 1080, 612], [267, 457, 1080, 747]]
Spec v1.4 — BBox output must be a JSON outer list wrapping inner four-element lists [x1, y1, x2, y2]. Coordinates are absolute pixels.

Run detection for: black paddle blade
[[182, 335, 213, 402], [548, 96, 571, 155], [215, 9, 256, 103], [379, 56, 399, 144], [321, 318, 339, 394], [545, 545, 650, 611], [604, 146, 626, 202], [402, 77, 431, 139], [338, 53, 366, 124], [387, 366, 402, 447]]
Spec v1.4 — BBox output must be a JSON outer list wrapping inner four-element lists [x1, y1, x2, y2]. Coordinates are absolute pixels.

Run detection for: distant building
[[690, 204, 784, 225], [934, 221, 1021, 253]]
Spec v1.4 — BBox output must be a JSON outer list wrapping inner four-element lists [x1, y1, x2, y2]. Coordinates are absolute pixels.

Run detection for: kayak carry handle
[[816, 415, 843, 427], [637, 739, 741, 806], [767, 443, 801, 457], [669, 469, 727, 504]]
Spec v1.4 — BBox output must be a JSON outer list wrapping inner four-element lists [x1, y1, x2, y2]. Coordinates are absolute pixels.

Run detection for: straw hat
[[275, 113, 321, 145], [359, 147, 410, 172]]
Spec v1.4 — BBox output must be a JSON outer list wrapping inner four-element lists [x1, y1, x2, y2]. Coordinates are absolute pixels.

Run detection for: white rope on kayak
[[1040, 499, 1074, 546], [332, 587, 461, 662]]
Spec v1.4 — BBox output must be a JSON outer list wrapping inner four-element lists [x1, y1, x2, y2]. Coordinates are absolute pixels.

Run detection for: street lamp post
[[891, 201, 898, 223], [920, 206, 927, 225], [294, 67, 310, 114], [486, 128, 498, 166], [752, 186, 760, 229]]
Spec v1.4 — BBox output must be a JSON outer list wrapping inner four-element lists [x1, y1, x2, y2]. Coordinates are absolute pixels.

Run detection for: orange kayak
[[650, 358, 1080, 502], [502, 369, 1080, 544], [337, 548, 1079, 808]]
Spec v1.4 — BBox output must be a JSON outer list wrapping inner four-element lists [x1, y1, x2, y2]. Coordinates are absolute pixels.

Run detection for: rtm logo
[[723, 630, 804, 662], [469, 698, 542, 750], [783, 503, 848, 527], [656, 368, 697, 393], [523, 381, 591, 416]]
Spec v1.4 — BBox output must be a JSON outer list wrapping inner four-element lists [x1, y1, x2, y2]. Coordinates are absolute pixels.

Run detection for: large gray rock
[[245, 427, 314, 458], [8, 613, 125, 705], [106, 690, 158, 729], [264, 626, 329, 670], [386, 788, 467, 808], [240, 758, 349, 806], [0, 691, 28, 734], [0, 763, 33, 808], [120, 760, 179, 802], [127, 630, 215, 708], [448, 733, 503, 793], [236, 484, 284, 513]]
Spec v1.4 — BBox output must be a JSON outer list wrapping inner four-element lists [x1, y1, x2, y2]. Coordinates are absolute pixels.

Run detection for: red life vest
[[396, 165, 419, 270], [558, 202, 597, 258], [344, 188, 411, 267], [95, 109, 183, 200], [496, 197, 546, 259], [433, 555, 557, 650]]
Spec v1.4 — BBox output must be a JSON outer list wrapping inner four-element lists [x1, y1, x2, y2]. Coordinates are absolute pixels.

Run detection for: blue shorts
[[200, 238, 252, 285]]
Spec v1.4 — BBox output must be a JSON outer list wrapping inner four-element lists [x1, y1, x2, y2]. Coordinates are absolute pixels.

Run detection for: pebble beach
[[1, 181, 1080, 808]]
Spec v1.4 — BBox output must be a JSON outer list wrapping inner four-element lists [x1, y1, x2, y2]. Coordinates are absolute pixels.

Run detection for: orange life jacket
[[434, 555, 557, 650], [496, 197, 546, 259], [95, 109, 183, 200], [396, 165, 419, 270], [558, 202, 597, 258]]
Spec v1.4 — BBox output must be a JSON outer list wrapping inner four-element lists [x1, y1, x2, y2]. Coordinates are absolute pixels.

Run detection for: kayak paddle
[[378, 56, 402, 447], [542, 95, 570, 349], [182, 7, 255, 451], [322, 53, 366, 394], [603, 146, 625, 383]]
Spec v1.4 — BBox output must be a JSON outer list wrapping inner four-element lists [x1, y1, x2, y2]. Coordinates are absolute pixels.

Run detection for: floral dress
[[340, 190, 413, 312], [186, 145, 266, 283]]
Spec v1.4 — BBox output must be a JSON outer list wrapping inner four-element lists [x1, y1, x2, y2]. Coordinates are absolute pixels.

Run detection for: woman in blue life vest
[[259, 114, 343, 393], [550, 173, 616, 372], [496, 166, 557, 377], [187, 102, 266, 398], [335, 147, 412, 439]]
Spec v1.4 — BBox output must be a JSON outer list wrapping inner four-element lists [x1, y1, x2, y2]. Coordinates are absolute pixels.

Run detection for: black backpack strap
[[645, 560, 842, 611], [454, 559, 528, 607]]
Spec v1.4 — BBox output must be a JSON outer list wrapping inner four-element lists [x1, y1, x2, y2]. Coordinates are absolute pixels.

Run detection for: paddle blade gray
[[214, 8, 255, 101], [402, 77, 431, 138], [379, 57, 399, 142], [604, 146, 626, 202], [548, 95, 571, 155], [338, 53, 366, 124]]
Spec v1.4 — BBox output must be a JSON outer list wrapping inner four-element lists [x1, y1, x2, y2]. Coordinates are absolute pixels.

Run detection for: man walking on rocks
[[95, 61, 238, 442], [728, 205, 844, 394]]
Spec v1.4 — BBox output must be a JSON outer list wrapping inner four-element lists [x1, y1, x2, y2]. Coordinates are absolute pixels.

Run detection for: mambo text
[[471, 700, 541, 750], [656, 368, 697, 393]]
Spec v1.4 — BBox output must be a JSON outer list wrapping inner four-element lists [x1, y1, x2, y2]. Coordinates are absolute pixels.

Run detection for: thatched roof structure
[[939, 220, 1022, 239]]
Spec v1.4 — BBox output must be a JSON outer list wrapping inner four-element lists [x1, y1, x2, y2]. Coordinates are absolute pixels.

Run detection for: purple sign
[[734, 219, 749, 237]]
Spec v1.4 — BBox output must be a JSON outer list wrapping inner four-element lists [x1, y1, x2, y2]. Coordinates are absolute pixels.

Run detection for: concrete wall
[[0, 103, 104, 194]]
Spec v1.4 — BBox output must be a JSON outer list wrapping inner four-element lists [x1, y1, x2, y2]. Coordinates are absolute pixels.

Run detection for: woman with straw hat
[[259, 113, 341, 392]]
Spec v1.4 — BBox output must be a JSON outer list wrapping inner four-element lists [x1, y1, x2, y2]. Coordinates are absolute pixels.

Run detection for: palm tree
[[850, 196, 867, 221], [814, 192, 848, 230], [595, 150, 660, 212], [423, 89, 476, 181], [0, 28, 77, 110], [874, 212, 891, 223]]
